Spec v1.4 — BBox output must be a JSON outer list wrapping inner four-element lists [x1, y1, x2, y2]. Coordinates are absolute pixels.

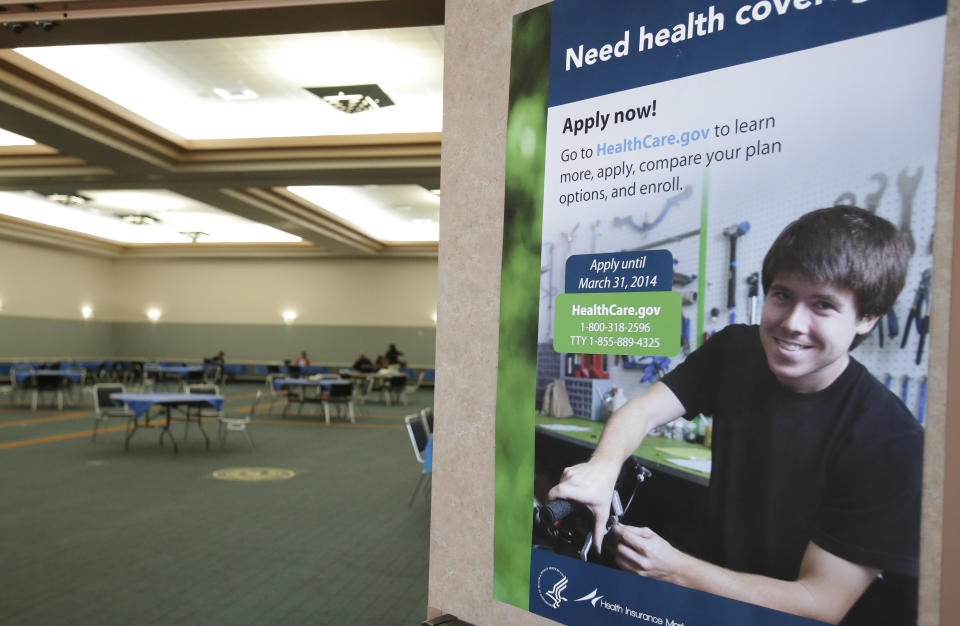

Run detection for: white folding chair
[[404, 413, 432, 506], [185, 383, 221, 443], [219, 390, 258, 450], [91, 383, 134, 440]]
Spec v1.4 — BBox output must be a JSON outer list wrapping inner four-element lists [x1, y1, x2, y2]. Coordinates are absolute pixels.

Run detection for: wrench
[[864, 172, 888, 213], [834, 191, 856, 206], [897, 166, 923, 254]]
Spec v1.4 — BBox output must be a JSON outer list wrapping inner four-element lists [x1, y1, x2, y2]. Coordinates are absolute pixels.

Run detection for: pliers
[[900, 269, 931, 365]]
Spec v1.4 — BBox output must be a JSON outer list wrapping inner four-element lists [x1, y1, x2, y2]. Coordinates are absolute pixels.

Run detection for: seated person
[[385, 343, 400, 364], [295, 351, 310, 366], [352, 352, 374, 372], [548, 207, 922, 625]]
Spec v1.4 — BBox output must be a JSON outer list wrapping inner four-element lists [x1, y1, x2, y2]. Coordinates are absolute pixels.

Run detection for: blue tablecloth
[[15, 370, 82, 383], [143, 364, 205, 376], [111, 392, 224, 417], [273, 378, 351, 391]]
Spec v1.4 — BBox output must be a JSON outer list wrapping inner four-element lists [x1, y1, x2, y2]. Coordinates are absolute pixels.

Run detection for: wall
[[111, 257, 438, 326], [0, 238, 116, 320], [0, 239, 438, 365], [430, 1, 551, 623], [112, 256, 438, 364], [430, 2, 958, 626]]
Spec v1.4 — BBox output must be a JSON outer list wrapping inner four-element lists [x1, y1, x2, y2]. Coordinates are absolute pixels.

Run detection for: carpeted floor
[[0, 381, 432, 625]]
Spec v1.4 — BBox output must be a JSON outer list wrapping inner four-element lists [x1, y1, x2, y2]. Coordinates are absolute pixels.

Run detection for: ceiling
[[0, 0, 445, 259]]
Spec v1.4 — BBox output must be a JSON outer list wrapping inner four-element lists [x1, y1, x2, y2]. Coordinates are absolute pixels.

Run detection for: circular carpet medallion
[[213, 467, 295, 482]]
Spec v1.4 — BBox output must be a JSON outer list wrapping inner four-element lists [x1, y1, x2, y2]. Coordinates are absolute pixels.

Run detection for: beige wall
[[0, 239, 116, 320], [112, 256, 438, 326], [0, 239, 438, 327]]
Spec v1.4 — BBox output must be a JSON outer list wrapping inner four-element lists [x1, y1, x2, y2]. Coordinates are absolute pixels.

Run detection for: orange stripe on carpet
[[0, 424, 128, 450], [0, 412, 90, 428]]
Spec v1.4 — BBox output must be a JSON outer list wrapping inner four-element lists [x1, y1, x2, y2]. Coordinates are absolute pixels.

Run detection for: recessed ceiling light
[[213, 86, 258, 101], [44, 191, 91, 206], [118, 213, 160, 226]]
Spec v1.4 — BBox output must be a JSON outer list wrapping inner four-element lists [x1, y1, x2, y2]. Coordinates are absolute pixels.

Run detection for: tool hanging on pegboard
[[897, 166, 923, 254], [746, 272, 760, 325], [590, 220, 602, 253], [614, 186, 693, 235], [834, 172, 887, 213], [917, 376, 927, 425], [900, 268, 931, 365], [723, 222, 750, 325]]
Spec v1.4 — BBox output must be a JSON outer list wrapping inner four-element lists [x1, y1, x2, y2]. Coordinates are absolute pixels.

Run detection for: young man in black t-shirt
[[548, 206, 921, 624]]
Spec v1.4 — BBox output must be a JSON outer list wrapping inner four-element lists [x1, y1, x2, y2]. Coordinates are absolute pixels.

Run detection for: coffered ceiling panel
[[0, 0, 444, 259]]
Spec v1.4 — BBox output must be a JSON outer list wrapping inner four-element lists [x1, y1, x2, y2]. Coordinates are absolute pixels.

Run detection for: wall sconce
[[282, 310, 298, 325], [146, 308, 162, 322], [81, 305, 93, 319], [431, 311, 438, 325]]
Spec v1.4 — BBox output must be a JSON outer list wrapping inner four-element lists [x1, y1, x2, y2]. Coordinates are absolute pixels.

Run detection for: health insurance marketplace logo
[[536, 565, 678, 624]]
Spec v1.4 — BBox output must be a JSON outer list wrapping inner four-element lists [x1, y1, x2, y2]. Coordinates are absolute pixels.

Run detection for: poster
[[494, 1, 947, 625]]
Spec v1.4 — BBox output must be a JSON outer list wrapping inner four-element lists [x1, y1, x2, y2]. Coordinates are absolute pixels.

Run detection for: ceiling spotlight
[[282, 310, 298, 325], [44, 191, 91, 206], [118, 213, 160, 226], [180, 231, 209, 243], [3, 23, 26, 34], [305, 84, 394, 114], [81, 305, 93, 320], [146, 308, 162, 322]]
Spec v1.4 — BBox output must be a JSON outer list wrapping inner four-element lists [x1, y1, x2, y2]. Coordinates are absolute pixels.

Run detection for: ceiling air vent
[[305, 84, 394, 114], [117, 213, 160, 226]]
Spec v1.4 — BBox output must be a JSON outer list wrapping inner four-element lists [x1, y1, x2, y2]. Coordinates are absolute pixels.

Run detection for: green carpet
[[0, 382, 432, 625]]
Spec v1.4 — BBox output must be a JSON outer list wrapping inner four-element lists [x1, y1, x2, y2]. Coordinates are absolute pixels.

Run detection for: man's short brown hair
[[761, 206, 910, 344]]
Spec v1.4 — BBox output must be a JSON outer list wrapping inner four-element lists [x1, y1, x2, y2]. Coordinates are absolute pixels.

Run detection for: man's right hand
[[547, 458, 621, 555], [545, 382, 687, 556]]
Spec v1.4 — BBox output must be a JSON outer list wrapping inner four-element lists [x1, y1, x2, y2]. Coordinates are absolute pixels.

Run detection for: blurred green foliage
[[493, 3, 550, 610]]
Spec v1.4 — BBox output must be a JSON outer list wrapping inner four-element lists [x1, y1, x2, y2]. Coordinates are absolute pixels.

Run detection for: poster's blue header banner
[[548, 0, 946, 106], [529, 549, 827, 625]]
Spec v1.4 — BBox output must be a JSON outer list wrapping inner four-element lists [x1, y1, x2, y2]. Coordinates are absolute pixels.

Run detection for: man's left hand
[[608, 524, 687, 586]]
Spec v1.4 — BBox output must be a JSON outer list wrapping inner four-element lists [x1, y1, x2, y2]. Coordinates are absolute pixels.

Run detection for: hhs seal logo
[[536, 566, 569, 609]]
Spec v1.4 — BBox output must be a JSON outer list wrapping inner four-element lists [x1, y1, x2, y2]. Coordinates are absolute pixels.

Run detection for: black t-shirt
[[661, 325, 922, 579]]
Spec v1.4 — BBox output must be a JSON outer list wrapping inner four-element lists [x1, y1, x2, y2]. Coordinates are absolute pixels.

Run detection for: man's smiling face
[[759, 274, 878, 393]]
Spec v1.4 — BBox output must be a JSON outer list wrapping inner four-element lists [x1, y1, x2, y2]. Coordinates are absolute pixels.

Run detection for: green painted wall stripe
[[697, 168, 710, 348], [0, 316, 435, 365]]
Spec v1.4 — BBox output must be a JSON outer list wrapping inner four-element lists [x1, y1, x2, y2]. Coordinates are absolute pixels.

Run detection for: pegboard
[[539, 155, 937, 422], [696, 156, 937, 421]]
